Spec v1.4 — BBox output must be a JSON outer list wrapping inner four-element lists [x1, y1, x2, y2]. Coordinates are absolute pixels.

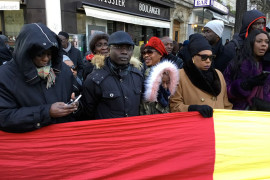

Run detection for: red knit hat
[[145, 37, 168, 56]]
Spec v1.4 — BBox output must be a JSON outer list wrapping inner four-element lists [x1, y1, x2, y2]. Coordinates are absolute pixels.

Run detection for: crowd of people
[[0, 9, 269, 133]]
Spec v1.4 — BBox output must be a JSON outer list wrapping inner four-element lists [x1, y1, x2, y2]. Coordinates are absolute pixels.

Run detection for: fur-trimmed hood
[[144, 60, 179, 102], [91, 54, 143, 70]]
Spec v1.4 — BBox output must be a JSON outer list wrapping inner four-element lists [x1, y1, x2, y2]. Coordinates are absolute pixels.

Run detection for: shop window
[[4, 9, 24, 47]]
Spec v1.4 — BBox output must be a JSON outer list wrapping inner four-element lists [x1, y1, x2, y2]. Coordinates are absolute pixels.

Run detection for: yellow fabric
[[213, 109, 270, 180]]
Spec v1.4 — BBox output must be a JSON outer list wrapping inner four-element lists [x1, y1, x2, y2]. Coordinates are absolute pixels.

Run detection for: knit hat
[[145, 37, 168, 56], [58, 31, 69, 39], [204, 20, 224, 38], [108, 31, 134, 46], [188, 33, 212, 57]]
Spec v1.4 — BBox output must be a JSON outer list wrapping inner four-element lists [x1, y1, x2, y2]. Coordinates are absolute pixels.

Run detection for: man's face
[[58, 35, 69, 48], [109, 44, 134, 66], [162, 37, 173, 54], [33, 49, 52, 67], [203, 27, 218, 45], [251, 18, 266, 31]]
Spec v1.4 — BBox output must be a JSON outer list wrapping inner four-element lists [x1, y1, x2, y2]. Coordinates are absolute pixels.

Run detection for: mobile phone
[[66, 95, 82, 104]]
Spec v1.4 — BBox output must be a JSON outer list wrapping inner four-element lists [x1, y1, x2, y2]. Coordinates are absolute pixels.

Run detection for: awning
[[83, 5, 170, 29], [0, 0, 20, 10], [208, 10, 229, 24]]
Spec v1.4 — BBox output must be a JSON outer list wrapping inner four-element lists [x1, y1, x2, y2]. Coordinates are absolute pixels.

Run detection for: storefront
[[188, 0, 232, 44], [58, 0, 172, 53]]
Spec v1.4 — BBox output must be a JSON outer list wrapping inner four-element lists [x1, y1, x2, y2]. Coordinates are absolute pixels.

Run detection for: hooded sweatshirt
[[0, 38, 12, 65], [0, 23, 77, 133]]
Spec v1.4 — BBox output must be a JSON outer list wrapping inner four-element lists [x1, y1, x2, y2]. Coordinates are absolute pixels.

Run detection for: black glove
[[240, 73, 269, 90], [251, 97, 270, 111], [188, 105, 213, 118]]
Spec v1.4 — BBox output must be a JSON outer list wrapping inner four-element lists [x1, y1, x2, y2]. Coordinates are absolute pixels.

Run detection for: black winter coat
[[61, 45, 83, 79], [80, 57, 143, 120], [0, 23, 77, 133]]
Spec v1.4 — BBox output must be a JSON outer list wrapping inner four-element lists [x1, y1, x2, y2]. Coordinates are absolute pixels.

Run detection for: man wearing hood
[[80, 31, 143, 120], [225, 10, 267, 62], [0, 23, 78, 133]]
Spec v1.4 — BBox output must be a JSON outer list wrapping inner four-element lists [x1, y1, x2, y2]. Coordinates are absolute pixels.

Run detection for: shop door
[[173, 20, 180, 43]]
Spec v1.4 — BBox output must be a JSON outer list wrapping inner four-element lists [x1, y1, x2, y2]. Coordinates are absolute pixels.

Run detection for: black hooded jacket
[[0, 23, 77, 133], [225, 10, 266, 63], [0, 38, 12, 65]]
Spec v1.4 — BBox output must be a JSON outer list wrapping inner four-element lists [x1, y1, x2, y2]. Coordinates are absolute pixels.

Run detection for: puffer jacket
[[0, 23, 77, 133]]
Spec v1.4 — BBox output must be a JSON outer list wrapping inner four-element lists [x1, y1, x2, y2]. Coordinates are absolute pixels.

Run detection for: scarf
[[37, 66, 56, 89]]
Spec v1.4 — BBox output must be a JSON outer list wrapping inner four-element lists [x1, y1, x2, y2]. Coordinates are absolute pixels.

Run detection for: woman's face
[[192, 50, 213, 71], [94, 39, 109, 56], [143, 48, 162, 67], [253, 33, 269, 57], [33, 49, 52, 67]]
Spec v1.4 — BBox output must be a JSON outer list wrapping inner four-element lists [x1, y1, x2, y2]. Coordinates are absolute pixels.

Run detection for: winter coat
[[0, 23, 77, 133], [170, 61, 232, 112], [82, 53, 95, 80], [61, 43, 83, 79], [223, 59, 270, 110], [225, 10, 266, 62], [0, 38, 12, 65], [162, 54, 183, 69], [140, 61, 179, 115], [212, 38, 232, 73], [80, 55, 143, 120]]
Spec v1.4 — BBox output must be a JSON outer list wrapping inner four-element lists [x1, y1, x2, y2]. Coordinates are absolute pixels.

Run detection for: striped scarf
[[37, 66, 56, 89]]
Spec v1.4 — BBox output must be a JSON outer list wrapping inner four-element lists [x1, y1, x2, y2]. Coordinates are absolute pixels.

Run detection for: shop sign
[[194, 0, 228, 15], [0, 1, 20, 10], [83, 0, 170, 21], [194, 0, 211, 7]]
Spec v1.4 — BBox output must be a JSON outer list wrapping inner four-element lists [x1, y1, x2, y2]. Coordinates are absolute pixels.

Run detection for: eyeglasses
[[110, 45, 133, 51], [142, 50, 156, 56], [69, 65, 77, 71], [95, 43, 108, 48], [196, 54, 216, 61]]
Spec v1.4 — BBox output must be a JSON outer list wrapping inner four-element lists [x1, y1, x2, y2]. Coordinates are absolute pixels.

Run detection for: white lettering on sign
[[98, 0, 125, 7], [194, 0, 211, 7], [0, 1, 20, 10], [139, 3, 160, 16]]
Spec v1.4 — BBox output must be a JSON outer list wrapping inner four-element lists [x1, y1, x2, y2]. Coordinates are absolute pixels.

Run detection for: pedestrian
[[0, 35, 14, 52], [79, 31, 143, 120], [224, 29, 270, 110], [203, 20, 231, 72], [170, 33, 232, 118], [225, 10, 267, 61], [0, 23, 78, 133], [58, 31, 84, 79], [161, 36, 183, 69], [0, 37, 12, 66], [83, 31, 109, 80]]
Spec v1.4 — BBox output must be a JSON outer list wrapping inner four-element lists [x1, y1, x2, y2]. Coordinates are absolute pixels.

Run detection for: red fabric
[[0, 112, 215, 180], [145, 37, 168, 56], [86, 53, 95, 61]]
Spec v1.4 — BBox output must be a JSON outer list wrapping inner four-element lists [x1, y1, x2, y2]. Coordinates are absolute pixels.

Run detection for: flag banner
[[0, 110, 269, 180]]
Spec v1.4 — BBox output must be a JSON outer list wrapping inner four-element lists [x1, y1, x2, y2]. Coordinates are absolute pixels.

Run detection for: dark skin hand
[[49, 93, 79, 118]]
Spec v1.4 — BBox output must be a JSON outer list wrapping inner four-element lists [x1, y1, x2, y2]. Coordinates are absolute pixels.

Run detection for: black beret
[[108, 31, 134, 46], [188, 33, 212, 57]]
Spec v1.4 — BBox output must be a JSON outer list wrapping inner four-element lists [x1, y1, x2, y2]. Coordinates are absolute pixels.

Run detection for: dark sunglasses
[[142, 50, 156, 56], [196, 54, 216, 61], [69, 65, 77, 71]]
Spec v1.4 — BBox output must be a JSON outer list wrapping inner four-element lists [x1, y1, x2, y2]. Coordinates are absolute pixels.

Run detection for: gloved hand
[[188, 105, 213, 118], [240, 73, 269, 90], [251, 97, 270, 111]]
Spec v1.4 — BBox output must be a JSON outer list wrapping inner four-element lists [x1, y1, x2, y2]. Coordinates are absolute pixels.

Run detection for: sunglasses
[[196, 54, 216, 61], [142, 50, 156, 56], [69, 65, 77, 71]]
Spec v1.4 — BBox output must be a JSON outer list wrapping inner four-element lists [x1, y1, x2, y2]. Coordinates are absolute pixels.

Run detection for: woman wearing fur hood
[[170, 34, 232, 118], [140, 37, 179, 115]]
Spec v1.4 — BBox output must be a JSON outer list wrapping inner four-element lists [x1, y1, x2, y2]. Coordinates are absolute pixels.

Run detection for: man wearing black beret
[[79, 31, 143, 120]]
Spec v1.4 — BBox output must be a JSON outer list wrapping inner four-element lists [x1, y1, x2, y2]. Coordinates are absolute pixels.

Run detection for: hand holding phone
[[66, 95, 82, 105]]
